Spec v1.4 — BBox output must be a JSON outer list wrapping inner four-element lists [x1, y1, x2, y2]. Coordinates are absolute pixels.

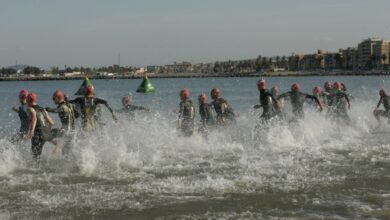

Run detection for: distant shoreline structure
[[1, 71, 389, 81]]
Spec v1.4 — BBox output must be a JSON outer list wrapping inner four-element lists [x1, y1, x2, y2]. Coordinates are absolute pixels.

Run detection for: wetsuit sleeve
[[278, 92, 290, 100], [344, 93, 350, 105], [68, 97, 82, 105], [305, 94, 321, 106], [95, 98, 114, 113], [45, 106, 61, 113], [376, 97, 383, 109]]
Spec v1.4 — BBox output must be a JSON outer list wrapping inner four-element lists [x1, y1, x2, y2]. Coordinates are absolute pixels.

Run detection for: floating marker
[[136, 76, 155, 93], [75, 77, 94, 95]]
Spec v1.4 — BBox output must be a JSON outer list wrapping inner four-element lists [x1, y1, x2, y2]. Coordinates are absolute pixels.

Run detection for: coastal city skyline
[[1, 0, 390, 68]]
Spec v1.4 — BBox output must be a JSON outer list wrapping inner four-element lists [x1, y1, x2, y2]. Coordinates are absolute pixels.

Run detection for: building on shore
[[164, 61, 193, 73], [340, 47, 358, 70], [358, 37, 390, 69]]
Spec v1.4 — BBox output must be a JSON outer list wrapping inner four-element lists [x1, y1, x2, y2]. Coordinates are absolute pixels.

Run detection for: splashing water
[[1, 77, 390, 219]]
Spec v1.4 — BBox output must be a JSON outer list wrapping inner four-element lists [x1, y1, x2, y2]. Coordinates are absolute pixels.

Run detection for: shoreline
[[0, 71, 389, 81]]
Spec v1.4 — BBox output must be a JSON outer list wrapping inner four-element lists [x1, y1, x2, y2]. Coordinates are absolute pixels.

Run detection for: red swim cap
[[257, 79, 266, 89], [379, 89, 387, 97], [27, 92, 37, 103], [291, 83, 300, 92], [180, 88, 190, 100], [313, 86, 321, 94], [19, 89, 29, 99], [86, 85, 94, 96], [198, 92, 207, 102], [122, 95, 132, 106], [211, 87, 221, 99], [53, 90, 65, 103], [334, 82, 342, 90]]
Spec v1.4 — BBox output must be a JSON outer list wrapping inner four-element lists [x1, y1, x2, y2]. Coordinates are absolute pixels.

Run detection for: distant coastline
[[0, 71, 389, 81]]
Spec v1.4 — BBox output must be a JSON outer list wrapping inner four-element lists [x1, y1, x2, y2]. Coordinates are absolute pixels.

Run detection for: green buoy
[[136, 76, 155, 93], [75, 77, 94, 95]]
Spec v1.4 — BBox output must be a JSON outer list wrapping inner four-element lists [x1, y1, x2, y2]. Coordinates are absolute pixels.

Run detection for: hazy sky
[[1, 0, 390, 68]]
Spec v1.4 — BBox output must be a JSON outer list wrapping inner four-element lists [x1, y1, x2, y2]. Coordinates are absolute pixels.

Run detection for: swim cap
[[379, 89, 387, 97], [122, 95, 132, 106], [27, 92, 37, 103], [198, 92, 207, 102], [324, 81, 333, 90], [291, 83, 300, 92], [86, 85, 94, 96], [334, 82, 342, 90], [313, 86, 321, 94], [52, 90, 65, 103], [211, 87, 221, 99], [257, 79, 266, 89], [180, 88, 190, 100], [19, 89, 29, 99]]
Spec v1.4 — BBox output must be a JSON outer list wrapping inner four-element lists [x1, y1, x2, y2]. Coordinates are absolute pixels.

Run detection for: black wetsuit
[[117, 105, 149, 120], [254, 89, 278, 120], [374, 95, 390, 122], [278, 91, 321, 119], [69, 97, 114, 131], [329, 91, 350, 123], [211, 97, 236, 125], [30, 105, 54, 159], [178, 100, 195, 136], [17, 104, 29, 137]]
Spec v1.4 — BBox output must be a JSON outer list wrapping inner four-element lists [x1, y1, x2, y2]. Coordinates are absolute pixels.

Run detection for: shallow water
[[1, 76, 390, 219]]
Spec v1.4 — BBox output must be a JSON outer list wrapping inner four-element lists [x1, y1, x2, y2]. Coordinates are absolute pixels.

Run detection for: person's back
[[279, 83, 322, 119], [329, 82, 351, 123], [212, 97, 235, 125], [199, 103, 215, 126]]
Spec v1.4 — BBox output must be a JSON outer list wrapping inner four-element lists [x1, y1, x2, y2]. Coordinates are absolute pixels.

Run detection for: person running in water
[[253, 79, 278, 121], [25, 92, 59, 162], [198, 92, 216, 139], [11, 89, 30, 141], [278, 83, 323, 120], [45, 90, 77, 155], [270, 86, 285, 118], [329, 82, 351, 123], [210, 87, 236, 126], [116, 95, 150, 120], [323, 81, 334, 107], [312, 86, 328, 108], [177, 88, 195, 136], [69, 85, 117, 131], [373, 88, 390, 125]]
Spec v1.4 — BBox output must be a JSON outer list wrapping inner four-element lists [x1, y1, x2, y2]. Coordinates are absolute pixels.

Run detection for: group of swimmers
[[12, 84, 149, 161], [10, 79, 390, 162]]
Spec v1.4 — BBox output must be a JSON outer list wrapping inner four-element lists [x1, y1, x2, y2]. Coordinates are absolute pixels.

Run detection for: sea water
[[1, 76, 390, 219]]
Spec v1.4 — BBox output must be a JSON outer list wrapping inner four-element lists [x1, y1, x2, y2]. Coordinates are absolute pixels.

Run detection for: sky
[[1, 0, 390, 68]]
